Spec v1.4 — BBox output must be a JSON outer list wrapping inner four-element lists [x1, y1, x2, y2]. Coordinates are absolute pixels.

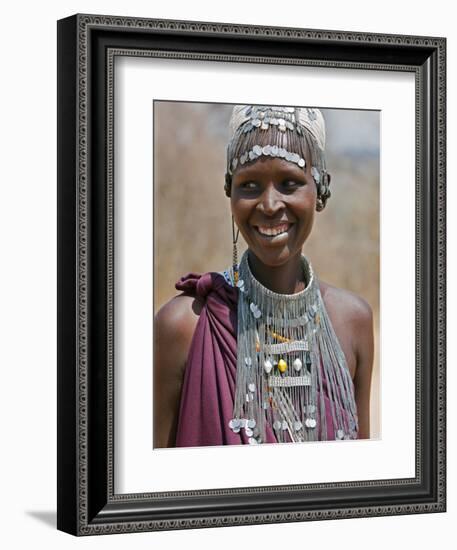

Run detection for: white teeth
[[257, 224, 289, 236]]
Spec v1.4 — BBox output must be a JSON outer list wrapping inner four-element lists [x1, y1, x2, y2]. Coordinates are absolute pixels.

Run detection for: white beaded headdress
[[225, 105, 331, 211]]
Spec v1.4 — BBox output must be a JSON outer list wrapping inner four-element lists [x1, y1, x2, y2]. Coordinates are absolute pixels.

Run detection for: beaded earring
[[232, 216, 240, 285]]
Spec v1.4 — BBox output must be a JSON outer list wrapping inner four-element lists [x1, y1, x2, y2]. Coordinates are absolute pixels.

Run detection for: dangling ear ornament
[[232, 216, 240, 285]]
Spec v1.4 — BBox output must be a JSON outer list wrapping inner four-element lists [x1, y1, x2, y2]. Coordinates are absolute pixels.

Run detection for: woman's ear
[[316, 171, 331, 212], [224, 173, 232, 197]]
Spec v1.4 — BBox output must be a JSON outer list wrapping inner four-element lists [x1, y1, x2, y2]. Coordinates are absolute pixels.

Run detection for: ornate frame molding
[[57, 14, 446, 535]]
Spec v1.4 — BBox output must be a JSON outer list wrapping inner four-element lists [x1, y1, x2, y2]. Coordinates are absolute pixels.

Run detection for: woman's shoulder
[[319, 280, 373, 329], [154, 269, 235, 377], [319, 280, 374, 380], [155, 293, 202, 346], [155, 269, 235, 344]]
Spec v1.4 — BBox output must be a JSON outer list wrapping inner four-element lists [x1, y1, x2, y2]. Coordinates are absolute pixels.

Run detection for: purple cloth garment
[[174, 271, 352, 447]]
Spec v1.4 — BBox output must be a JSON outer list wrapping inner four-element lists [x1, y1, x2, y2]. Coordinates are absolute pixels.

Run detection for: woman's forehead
[[232, 157, 307, 179]]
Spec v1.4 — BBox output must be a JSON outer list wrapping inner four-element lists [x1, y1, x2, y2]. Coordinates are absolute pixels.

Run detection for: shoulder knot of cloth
[[176, 272, 238, 307]]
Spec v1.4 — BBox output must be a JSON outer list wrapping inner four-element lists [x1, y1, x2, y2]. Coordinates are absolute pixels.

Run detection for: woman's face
[[230, 156, 317, 267]]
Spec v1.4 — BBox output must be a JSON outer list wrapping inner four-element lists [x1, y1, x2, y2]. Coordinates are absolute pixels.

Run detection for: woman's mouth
[[254, 223, 292, 241]]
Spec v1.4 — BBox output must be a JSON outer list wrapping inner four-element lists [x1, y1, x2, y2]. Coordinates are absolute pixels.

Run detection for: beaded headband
[[225, 105, 331, 211]]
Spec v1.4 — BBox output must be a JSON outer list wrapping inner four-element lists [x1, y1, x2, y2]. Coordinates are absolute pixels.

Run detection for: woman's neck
[[247, 250, 306, 294]]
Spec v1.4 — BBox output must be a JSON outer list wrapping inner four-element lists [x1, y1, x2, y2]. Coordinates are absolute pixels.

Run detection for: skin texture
[[154, 157, 374, 447]]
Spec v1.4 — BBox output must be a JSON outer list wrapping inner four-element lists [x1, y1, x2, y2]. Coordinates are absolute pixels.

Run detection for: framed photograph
[[57, 14, 446, 535]]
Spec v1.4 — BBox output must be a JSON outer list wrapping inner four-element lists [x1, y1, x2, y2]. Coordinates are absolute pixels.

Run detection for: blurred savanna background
[[154, 101, 380, 438]]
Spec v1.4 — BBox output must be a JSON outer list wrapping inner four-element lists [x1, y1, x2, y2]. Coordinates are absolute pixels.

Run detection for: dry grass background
[[154, 101, 380, 437]]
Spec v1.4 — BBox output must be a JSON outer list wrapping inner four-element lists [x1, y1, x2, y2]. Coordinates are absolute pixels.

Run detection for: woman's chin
[[247, 245, 299, 269]]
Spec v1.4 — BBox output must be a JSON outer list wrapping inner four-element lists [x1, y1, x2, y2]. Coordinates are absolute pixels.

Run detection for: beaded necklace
[[228, 251, 358, 444]]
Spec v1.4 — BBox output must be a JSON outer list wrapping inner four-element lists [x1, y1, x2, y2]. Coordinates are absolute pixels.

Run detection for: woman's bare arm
[[153, 295, 201, 448], [320, 281, 374, 440], [352, 299, 374, 440]]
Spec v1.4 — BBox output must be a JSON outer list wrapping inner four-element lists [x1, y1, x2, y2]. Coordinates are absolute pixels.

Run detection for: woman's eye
[[282, 180, 303, 189], [240, 181, 258, 190]]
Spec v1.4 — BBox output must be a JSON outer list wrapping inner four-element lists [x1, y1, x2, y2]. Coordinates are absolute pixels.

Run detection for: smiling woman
[[154, 104, 374, 448]]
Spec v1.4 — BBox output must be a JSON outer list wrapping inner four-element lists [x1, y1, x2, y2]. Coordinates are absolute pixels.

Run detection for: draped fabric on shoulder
[[174, 272, 278, 446]]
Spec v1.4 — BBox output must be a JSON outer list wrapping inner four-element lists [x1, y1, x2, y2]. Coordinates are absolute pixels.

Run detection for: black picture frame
[[57, 14, 446, 535]]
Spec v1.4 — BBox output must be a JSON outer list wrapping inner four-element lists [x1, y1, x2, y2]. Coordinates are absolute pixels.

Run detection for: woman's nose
[[257, 185, 285, 216]]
